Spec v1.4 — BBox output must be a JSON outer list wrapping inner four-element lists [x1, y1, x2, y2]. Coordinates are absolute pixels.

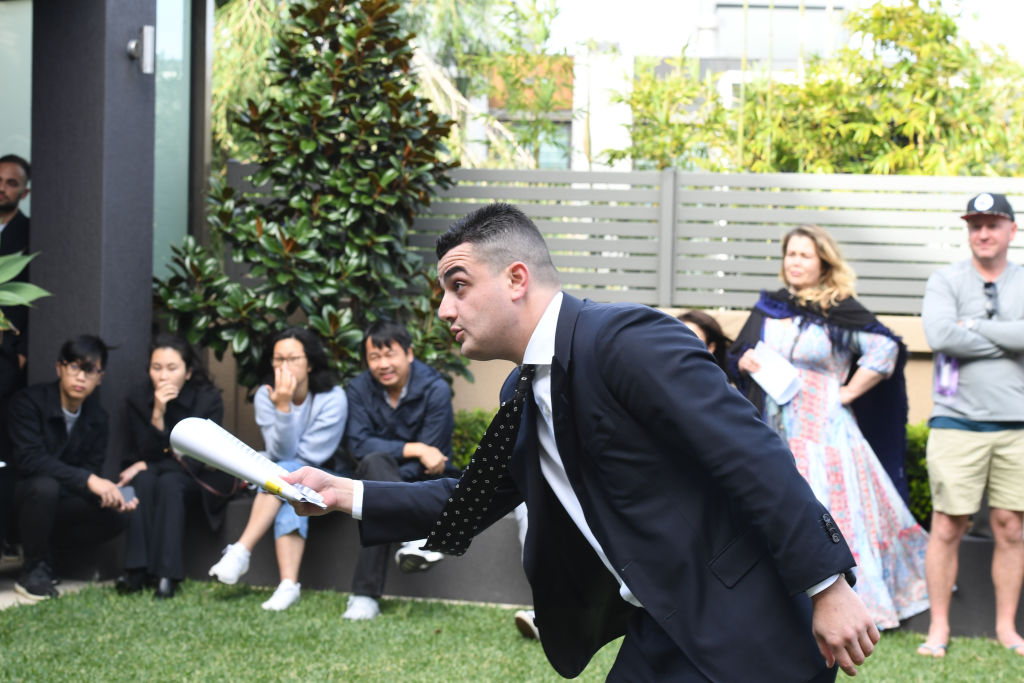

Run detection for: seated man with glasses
[[920, 192, 1024, 657], [339, 320, 458, 621], [8, 335, 138, 602]]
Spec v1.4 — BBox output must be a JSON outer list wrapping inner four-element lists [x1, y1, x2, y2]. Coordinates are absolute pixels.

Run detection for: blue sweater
[[253, 384, 347, 467]]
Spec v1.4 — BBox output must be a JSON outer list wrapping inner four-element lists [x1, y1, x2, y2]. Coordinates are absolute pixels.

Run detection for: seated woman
[[117, 334, 236, 598], [728, 224, 928, 629], [676, 309, 732, 371], [208, 327, 347, 611]]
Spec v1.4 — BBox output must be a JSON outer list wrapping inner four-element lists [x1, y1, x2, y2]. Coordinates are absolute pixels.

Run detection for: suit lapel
[[550, 295, 589, 497]]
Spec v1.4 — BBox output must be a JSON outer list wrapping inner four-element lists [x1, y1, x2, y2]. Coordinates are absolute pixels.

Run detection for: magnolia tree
[[155, 0, 466, 389]]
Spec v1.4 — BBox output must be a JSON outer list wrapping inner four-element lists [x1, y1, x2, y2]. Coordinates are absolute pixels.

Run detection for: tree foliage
[[610, 0, 1024, 176], [210, 0, 283, 165], [211, 0, 571, 168], [606, 54, 728, 171], [155, 0, 465, 391], [472, 0, 573, 166]]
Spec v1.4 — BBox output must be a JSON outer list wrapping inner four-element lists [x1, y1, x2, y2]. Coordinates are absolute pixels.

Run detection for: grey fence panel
[[412, 169, 668, 305], [410, 169, 1024, 315]]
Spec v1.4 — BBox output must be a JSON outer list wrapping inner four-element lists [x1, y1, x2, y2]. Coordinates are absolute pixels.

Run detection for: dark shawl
[[728, 289, 910, 503]]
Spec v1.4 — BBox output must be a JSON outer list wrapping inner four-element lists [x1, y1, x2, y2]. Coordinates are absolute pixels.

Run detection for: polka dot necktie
[[423, 364, 537, 555]]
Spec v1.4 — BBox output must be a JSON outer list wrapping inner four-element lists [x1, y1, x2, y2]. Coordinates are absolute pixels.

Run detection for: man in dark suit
[[286, 203, 878, 681], [0, 153, 31, 552]]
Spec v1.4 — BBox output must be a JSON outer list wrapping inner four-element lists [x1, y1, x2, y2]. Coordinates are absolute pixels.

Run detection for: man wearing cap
[[919, 192, 1024, 657]]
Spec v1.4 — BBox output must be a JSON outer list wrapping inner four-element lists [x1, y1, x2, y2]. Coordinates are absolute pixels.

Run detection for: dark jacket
[[124, 379, 237, 529], [345, 359, 455, 481], [9, 381, 107, 492], [361, 294, 855, 681], [0, 209, 29, 360]]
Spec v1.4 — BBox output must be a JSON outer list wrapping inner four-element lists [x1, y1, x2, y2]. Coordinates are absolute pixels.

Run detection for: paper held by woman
[[750, 340, 802, 405]]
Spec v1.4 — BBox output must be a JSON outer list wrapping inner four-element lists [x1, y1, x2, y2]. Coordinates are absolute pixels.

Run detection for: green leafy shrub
[[154, 0, 465, 390], [0, 252, 48, 332], [905, 420, 931, 529], [452, 408, 496, 470]]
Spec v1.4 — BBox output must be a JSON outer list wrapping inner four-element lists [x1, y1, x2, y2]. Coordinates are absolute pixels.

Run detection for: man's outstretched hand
[[811, 576, 879, 676], [281, 467, 355, 517]]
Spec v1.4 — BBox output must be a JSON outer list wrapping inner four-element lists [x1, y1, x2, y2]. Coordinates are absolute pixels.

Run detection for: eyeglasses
[[984, 281, 998, 319], [271, 355, 306, 366], [61, 361, 102, 378]]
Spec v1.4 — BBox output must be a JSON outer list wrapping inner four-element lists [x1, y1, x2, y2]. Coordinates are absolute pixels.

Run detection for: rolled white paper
[[169, 417, 326, 509]]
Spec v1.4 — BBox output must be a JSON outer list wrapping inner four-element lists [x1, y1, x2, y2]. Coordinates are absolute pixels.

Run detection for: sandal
[[916, 642, 947, 658]]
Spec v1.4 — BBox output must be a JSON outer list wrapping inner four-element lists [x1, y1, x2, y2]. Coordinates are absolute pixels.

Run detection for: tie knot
[[519, 364, 537, 381]]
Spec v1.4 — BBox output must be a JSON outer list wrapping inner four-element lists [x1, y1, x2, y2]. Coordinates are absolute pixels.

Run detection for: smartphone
[[119, 485, 137, 505]]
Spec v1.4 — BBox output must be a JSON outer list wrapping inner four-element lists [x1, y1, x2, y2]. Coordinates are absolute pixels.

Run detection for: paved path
[[0, 559, 97, 610]]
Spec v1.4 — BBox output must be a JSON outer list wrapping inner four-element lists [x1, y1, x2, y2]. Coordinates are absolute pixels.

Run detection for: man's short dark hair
[[0, 154, 30, 182], [362, 319, 411, 365], [435, 203, 560, 286], [58, 335, 110, 372]]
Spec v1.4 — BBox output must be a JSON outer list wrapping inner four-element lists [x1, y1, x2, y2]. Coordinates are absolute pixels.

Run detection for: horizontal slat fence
[[412, 169, 1024, 314]]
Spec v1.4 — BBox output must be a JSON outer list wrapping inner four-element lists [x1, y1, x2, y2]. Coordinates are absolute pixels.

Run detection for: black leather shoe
[[154, 577, 179, 599], [115, 570, 147, 595]]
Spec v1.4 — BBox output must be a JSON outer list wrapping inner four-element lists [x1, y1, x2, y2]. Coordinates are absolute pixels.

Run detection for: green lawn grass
[[1, 581, 1024, 681]]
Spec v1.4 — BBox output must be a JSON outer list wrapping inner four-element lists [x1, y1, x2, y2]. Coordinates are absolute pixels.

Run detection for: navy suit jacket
[[361, 294, 855, 680]]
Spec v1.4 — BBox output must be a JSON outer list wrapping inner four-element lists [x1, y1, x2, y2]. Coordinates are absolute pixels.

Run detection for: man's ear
[[507, 261, 530, 301]]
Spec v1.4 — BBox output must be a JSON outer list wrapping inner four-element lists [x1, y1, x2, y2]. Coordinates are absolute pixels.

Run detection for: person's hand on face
[[153, 380, 181, 416], [269, 364, 298, 412]]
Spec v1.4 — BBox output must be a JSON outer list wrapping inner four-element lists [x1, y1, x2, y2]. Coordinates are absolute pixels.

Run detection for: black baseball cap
[[962, 193, 1015, 222]]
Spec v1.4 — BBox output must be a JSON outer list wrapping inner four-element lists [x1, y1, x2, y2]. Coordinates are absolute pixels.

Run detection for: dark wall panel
[[30, 0, 156, 475]]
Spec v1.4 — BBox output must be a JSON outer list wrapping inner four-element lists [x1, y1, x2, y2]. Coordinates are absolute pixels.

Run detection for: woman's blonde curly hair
[[780, 224, 856, 311]]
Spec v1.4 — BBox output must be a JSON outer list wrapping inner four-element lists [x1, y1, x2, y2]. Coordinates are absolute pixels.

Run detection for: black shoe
[[14, 561, 59, 602], [154, 577, 179, 599], [115, 569, 148, 595]]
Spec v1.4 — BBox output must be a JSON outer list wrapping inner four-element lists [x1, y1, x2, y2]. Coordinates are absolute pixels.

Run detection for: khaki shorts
[[927, 428, 1024, 515]]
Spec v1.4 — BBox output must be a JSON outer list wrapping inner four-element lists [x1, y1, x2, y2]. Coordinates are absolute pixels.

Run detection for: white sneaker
[[208, 543, 250, 585], [342, 595, 380, 621], [261, 579, 301, 611], [515, 609, 540, 640], [394, 539, 444, 573]]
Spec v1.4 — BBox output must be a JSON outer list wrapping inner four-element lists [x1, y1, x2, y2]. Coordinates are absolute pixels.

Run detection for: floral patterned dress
[[761, 316, 929, 629]]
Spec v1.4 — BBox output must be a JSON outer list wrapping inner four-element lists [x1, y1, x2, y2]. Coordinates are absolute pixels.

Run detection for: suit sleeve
[[595, 308, 854, 595], [359, 478, 458, 545]]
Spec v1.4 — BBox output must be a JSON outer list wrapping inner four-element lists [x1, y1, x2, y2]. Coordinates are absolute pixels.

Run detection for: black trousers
[[350, 452, 401, 597], [607, 609, 837, 683], [123, 462, 200, 580], [14, 474, 129, 568]]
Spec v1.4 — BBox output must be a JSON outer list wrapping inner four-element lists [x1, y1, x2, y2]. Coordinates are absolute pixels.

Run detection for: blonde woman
[[728, 224, 929, 630]]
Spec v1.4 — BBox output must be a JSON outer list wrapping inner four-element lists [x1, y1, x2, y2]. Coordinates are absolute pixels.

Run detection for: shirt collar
[[522, 291, 563, 366], [381, 364, 412, 405]]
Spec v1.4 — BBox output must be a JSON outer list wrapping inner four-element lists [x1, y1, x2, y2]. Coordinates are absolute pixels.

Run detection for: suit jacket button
[[822, 513, 832, 523], [831, 533, 841, 543]]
